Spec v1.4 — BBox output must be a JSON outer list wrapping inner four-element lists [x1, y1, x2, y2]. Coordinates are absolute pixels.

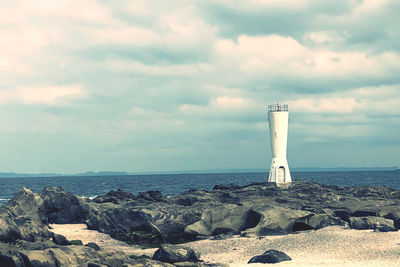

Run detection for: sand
[[49, 224, 400, 266]]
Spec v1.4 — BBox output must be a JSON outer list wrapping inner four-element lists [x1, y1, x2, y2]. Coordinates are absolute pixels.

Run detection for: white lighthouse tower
[[267, 103, 292, 186]]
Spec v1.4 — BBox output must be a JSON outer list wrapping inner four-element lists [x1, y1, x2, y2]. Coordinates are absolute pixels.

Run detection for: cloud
[[215, 34, 400, 80], [103, 59, 211, 76], [288, 84, 400, 115], [0, 85, 86, 105], [289, 97, 363, 113], [0, 0, 399, 172]]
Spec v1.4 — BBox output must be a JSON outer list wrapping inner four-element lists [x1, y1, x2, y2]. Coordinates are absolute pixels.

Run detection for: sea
[[0, 170, 399, 206]]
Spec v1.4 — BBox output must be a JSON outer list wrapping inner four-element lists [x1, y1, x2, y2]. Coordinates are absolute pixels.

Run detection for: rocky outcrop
[[0, 188, 51, 243], [40, 186, 89, 224], [2, 180, 400, 249]]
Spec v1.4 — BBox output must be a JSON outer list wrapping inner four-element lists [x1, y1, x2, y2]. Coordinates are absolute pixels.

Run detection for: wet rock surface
[[1, 180, 400, 266]]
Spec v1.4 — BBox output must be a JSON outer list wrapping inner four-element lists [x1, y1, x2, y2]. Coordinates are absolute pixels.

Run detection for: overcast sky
[[0, 0, 399, 173]]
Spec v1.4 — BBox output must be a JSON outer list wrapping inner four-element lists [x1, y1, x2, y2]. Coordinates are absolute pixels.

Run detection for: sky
[[0, 0, 399, 173]]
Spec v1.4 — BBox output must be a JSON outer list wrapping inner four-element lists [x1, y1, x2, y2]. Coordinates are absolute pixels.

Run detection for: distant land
[[0, 167, 397, 178]]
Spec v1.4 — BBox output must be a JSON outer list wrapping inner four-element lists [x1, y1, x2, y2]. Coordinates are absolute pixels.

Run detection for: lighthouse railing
[[268, 104, 288, 112]]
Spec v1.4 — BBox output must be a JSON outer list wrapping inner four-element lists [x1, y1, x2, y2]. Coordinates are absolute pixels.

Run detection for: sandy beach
[[49, 224, 400, 266]]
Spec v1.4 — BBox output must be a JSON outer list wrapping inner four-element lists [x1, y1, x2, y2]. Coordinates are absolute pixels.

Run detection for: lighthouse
[[267, 103, 292, 186]]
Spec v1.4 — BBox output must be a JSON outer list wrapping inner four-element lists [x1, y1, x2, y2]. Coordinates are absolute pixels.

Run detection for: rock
[[52, 234, 72, 245], [4, 180, 400, 248], [40, 186, 89, 224], [301, 205, 325, 214], [70, 239, 83, 245], [375, 225, 398, 232], [352, 210, 380, 217], [184, 205, 250, 237], [333, 210, 351, 222], [93, 189, 136, 204], [384, 210, 400, 228], [88, 263, 109, 267], [213, 184, 241, 190], [293, 214, 346, 232], [245, 206, 311, 235], [0, 252, 28, 267], [0, 241, 172, 267], [0, 187, 51, 242], [138, 190, 165, 202], [349, 216, 397, 231], [248, 249, 292, 264], [86, 242, 101, 251], [153, 244, 199, 263]]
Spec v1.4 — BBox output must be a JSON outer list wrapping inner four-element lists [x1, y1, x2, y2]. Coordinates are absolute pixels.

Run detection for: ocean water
[[0, 170, 399, 206]]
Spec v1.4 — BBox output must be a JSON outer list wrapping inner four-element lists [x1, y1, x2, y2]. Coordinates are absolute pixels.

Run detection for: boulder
[[245, 206, 311, 235], [293, 214, 346, 232], [349, 216, 397, 231], [40, 186, 89, 224], [184, 205, 250, 237], [52, 234, 72, 245], [0, 188, 51, 242], [384, 210, 400, 228], [93, 189, 136, 204], [153, 244, 199, 263], [248, 249, 291, 264]]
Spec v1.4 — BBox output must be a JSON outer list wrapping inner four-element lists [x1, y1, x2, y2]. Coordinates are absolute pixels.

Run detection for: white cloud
[[288, 84, 400, 115], [353, 0, 390, 16], [214, 34, 400, 79], [180, 95, 255, 117], [0, 84, 86, 105], [288, 97, 363, 113], [104, 59, 211, 76], [211, 0, 311, 11], [303, 31, 345, 44]]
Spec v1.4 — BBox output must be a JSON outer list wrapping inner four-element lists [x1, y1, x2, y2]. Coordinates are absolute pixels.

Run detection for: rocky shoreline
[[1, 180, 400, 266]]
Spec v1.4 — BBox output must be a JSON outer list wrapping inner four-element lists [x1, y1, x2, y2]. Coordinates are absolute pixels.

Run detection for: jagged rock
[[0, 252, 28, 267], [153, 244, 199, 263], [52, 234, 72, 245], [293, 214, 346, 231], [40, 186, 89, 224], [248, 249, 291, 264], [242, 206, 311, 235], [93, 189, 136, 204], [0, 188, 51, 242], [138, 190, 165, 202], [3, 180, 400, 248], [349, 216, 397, 231]]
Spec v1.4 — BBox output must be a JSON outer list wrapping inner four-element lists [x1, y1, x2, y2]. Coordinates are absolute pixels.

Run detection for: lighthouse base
[[268, 158, 292, 186]]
